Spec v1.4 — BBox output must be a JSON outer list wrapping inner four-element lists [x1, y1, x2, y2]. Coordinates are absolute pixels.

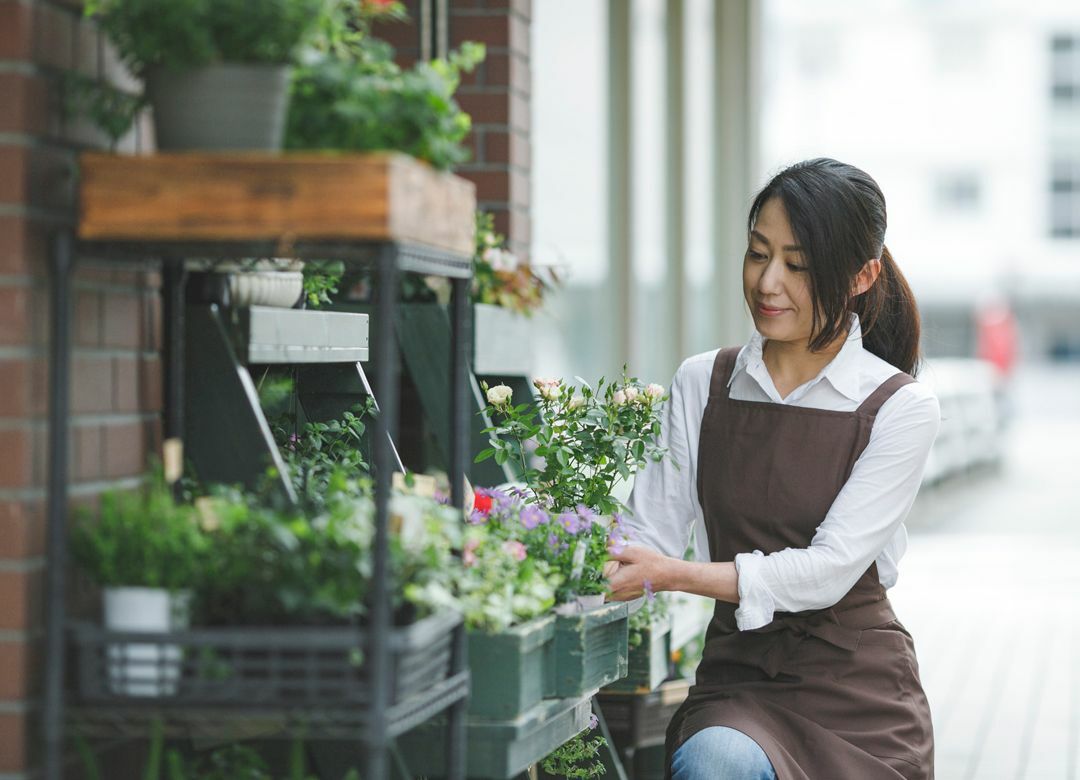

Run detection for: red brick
[[100, 291, 143, 350], [465, 169, 510, 202], [0, 568, 42, 631], [103, 421, 146, 479], [458, 91, 510, 125], [73, 423, 102, 482], [0, 72, 49, 135], [71, 355, 112, 415], [485, 52, 530, 93], [0, 712, 28, 772], [74, 290, 101, 348], [0, 146, 28, 205], [0, 359, 30, 418], [0, 216, 47, 276], [0, 639, 37, 699], [0, 1, 34, 62], [33, 1, 75, 71], [451, 15, 510, 49], [0, 286, 28, 346], [139, 356, 162, 413], [112, 356, 138, 413], [0, 501, 45, 559], [483, 130, 530, 170]]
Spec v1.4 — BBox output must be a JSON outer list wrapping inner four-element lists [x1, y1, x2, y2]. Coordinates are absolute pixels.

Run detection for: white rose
[[645, 383, 665, 400], [486, 384, 513, 406], [612, 389, 627, 406], [540, 383, 561, 401], [568, 395, 585, 410], [533, 377, 556, 391], [624, 386, 641, 404]]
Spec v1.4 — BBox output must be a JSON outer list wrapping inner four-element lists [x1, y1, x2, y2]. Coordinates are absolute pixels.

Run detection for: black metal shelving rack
[[44, 237, 474, 780]]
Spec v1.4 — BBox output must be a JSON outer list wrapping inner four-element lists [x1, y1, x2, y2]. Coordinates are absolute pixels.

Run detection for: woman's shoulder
[[858, 350, 941, 424]]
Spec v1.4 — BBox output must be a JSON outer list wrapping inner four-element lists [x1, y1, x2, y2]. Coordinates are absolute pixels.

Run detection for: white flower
[[568, 395, 585, 411], [533, 377, 556, 390], [483, 247, 519, 272], [624, 386, 641, 405], [486, 384, 513, 406], [612, 389, 627, 406], [540, 383, 561, 401], [645, 383, 665, 400]]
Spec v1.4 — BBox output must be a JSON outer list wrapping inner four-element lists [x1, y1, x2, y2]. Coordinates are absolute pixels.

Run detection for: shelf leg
[[43, 230, 75, 780], [446, 621, 468, 780], [367, 245, 400, 780], [449, 278, 472, 509], [591, 699, 630, 780], [162, 262, 185, 442]]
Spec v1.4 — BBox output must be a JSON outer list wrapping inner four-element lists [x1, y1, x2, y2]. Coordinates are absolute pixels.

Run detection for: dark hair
[[747, 158, 922, 376]]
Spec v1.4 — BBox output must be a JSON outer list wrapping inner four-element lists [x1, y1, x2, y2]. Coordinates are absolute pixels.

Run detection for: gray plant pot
[[145, 64, 291, 151]]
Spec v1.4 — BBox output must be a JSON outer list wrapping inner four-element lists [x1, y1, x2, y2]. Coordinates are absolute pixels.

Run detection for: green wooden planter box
[[400, 695, 592, 779], [603, 613, 671, 693], [549, 602, 629, 698], [467, 614, 555, 720]]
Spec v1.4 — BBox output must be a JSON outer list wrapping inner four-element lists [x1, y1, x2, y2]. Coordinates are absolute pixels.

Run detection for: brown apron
[[665, 347, 934, 780]]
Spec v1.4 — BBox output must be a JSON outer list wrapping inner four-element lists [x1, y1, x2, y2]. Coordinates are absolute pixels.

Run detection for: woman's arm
[[607, 545, 739, 603]]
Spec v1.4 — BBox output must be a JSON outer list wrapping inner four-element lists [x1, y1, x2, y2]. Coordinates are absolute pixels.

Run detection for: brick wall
[[377, 0, 533, 257], [0, 1, 160, 777]]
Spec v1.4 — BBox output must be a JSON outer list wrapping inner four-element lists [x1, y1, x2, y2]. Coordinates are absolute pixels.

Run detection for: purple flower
[[558, 512, 582, 535], [588, 713, 599, 730], [547, 533, 568, 553], [607, 531, 628, 555], [489, 488, 516, 512], [467, 509, 489, 525], [576, 504, 598, 524], [520, 505, 548, 530], [643, 579, 655, 603]]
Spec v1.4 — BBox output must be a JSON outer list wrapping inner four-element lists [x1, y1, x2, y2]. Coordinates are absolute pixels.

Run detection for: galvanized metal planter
[[549, 602, 629, 697], [401, 694, 593, 779], [467, 614, 555, 720], [604, 612, 672, 693]]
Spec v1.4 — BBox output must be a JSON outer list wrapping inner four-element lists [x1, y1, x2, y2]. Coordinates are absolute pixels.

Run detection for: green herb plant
[[541, 715, 607, 779], [301, 259, 345, 308], [70, 469, 206, 591]]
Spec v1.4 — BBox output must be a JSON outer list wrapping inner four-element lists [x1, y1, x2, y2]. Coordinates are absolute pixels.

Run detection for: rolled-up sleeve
[[734, 383, 941, 630], [623, 361, 707, 560]]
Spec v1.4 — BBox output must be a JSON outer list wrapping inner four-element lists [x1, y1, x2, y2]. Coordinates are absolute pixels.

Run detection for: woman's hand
[[605, 545, 677, 601]]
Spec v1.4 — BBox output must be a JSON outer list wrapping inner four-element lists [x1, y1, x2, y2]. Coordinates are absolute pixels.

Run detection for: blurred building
[[759, 0, 1080, 361]]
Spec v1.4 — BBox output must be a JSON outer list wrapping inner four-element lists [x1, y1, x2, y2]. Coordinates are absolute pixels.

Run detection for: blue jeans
[[671, 726, 777, 780]]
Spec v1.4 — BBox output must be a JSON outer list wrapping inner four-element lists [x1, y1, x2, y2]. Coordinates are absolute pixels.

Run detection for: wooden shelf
[[78, 152, 476, 258]]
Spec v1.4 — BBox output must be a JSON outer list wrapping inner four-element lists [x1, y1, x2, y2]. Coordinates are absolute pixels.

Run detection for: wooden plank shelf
[[78, 152, 476, 258]]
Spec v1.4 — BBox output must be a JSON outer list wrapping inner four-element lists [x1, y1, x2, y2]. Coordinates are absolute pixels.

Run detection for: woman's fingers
[[602, 560, 621, 579]]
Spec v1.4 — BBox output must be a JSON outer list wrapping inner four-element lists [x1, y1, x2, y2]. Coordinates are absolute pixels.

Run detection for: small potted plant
[[85, 0, 326, 150], [71, 473, 206, 696]]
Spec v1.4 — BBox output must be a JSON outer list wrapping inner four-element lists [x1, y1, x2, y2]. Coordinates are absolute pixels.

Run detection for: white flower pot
[[103, 587, 190, 697], [575, 594, 607, 611]]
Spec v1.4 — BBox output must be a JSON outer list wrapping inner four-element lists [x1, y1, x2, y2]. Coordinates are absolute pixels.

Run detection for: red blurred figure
[[976, 298, 1018, 379]]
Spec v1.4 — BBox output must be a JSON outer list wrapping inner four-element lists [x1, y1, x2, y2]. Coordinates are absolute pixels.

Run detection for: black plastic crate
[[71, 611, 462, 710]]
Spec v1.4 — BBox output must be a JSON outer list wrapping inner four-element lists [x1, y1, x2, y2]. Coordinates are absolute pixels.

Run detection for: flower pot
[[549, 601, 629, 698], [224, 268, 304, 308], [575, 594, 606, 611], [145, 64, 291, 151], [467, 614, 555, 720], [103, 586, 190, 697], [604, 612, 672, 693]]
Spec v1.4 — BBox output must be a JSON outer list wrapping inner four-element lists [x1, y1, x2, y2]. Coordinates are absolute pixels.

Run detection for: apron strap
[[709, 346, 743, 398], [854, 371, 916, 417]]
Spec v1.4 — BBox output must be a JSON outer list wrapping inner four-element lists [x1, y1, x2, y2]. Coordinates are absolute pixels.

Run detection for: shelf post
[[367, 244, 400, 780], [43, 230, 75, 780]]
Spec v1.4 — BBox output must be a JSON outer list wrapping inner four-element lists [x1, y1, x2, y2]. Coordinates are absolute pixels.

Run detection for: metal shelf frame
[[44, 236, 474, 780]]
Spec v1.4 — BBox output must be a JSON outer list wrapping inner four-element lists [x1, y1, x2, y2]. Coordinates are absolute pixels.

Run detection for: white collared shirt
[[624, 312, 941, 631]]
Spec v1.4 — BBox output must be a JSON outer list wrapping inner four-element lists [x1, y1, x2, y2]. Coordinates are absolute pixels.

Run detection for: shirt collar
[[728, 312, 865, 403]]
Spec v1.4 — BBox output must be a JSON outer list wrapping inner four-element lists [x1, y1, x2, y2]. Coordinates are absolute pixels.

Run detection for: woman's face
[[742, 197, 816, 347]]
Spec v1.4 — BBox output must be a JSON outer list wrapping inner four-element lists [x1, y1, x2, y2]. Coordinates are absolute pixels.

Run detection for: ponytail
[[849, 245, 922, 377]]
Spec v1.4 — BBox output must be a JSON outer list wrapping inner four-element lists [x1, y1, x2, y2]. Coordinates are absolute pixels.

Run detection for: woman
[[608, 158, 939, 780]]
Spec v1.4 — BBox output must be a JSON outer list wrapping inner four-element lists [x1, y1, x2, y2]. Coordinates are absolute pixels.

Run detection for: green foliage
[[70, 471, 207, 590], [269, 397, 377, 511], [627, 591, 669, 649], [84, 0, 326, 74], [541, 724, 607, 779], [301, 260, 345, 308], [196, 476, 462, 626], [477, 371, 671, 516], [286, 30, 485, 170], [61, 73, 144, 147]]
